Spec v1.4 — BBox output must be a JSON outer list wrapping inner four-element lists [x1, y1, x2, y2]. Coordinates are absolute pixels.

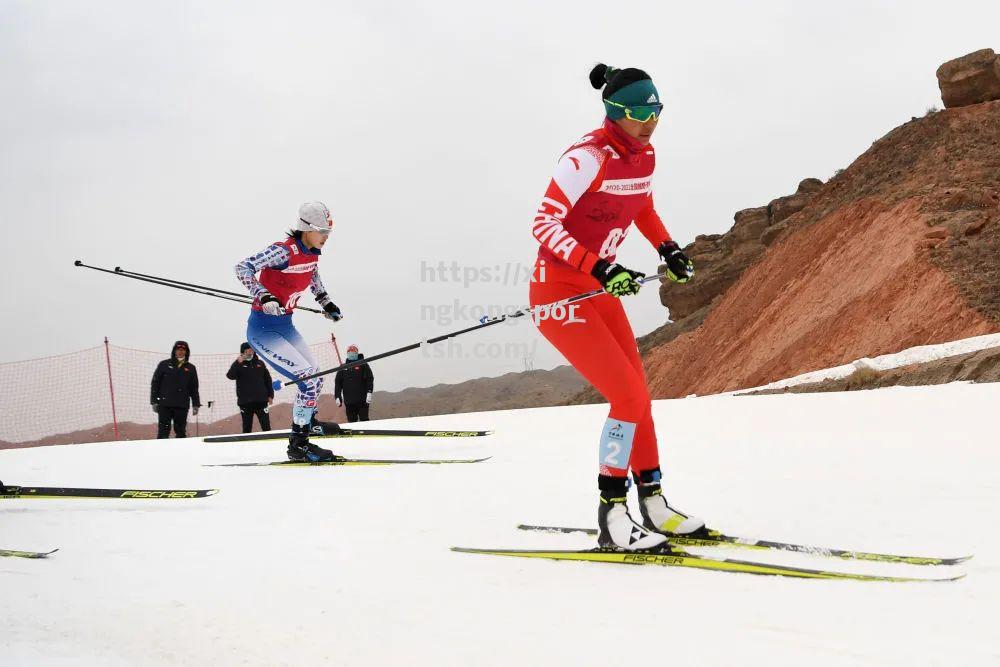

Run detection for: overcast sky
[[2, 0, 998, 391]]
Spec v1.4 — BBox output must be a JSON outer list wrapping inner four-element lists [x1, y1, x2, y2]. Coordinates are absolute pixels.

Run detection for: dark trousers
[[157, 406, 189, 438], [345, 403, 370, 422], [240, 402, 271, 433]]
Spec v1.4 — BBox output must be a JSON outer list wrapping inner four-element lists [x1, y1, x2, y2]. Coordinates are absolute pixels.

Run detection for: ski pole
[[115, 266, 253, 300], [286, 272, 665, 386], [74, 261, 324, 314], [119, 265, 330, 314], [75, 260, 256, 307]]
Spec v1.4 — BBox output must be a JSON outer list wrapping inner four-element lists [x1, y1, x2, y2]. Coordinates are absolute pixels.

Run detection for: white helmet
[[296, 201, 333, 233]]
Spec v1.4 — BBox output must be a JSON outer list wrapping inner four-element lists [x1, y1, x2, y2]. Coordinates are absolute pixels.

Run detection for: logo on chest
[[585, 200, 624, 224]]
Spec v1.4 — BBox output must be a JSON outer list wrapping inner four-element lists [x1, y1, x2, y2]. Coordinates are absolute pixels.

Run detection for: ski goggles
[[603, 99, 663, 123], [298, 217, 333, 234]]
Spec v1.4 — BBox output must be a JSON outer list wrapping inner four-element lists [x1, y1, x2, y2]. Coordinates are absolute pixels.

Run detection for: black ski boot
[[287, 424, 342, 462], [596, 475, 668, 551]]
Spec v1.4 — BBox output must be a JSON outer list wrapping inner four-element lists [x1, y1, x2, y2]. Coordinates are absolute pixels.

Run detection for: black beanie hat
[[240, 342, 252, 353]]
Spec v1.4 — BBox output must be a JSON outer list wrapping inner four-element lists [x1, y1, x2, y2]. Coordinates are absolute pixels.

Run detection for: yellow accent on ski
[[451, 547, 965, 583], [514, 525, 973, 566]]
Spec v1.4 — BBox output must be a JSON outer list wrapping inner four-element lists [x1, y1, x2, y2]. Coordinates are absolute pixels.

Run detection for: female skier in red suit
[[529, 64, 704, 550]]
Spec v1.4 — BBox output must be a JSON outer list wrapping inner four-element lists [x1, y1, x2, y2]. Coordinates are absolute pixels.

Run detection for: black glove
[[322, 302, 342, 322], [151, 402, 159, 414], [658, 241, 694, 283], [591, 259, 645, 297]]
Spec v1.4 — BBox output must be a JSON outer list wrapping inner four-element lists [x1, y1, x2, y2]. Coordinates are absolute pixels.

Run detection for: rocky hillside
[[644, 100, 999, 398]]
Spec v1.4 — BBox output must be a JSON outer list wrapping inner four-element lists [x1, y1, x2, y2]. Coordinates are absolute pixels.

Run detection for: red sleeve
[[532, 145, 607, 274], [633, 193, 672, 249]]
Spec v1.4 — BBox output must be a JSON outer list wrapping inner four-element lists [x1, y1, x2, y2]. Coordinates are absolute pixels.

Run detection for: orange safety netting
[[0, 339, 340, 445]]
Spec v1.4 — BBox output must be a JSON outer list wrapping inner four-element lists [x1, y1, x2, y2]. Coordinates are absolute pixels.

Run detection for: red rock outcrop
[[658, 178, 825, 323], [937, 48, 1000, 108]]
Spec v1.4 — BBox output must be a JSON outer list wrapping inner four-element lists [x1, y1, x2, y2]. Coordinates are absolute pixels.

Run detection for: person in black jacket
[[227, 342, 274, 433], [334, 344, 374, 422], [150, 340, 201, 438]]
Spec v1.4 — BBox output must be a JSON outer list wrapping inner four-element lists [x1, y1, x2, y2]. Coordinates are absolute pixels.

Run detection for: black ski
[[517, 524, 971, 567], [1, 486, 218, 499], [203, 428, 493, 443], [205, 457, 490, 468], [1, 548, 59, 559]]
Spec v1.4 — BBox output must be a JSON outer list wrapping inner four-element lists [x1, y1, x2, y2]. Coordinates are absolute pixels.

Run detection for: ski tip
[[918, 572, 967, 583], [205, 489, 220, 496]]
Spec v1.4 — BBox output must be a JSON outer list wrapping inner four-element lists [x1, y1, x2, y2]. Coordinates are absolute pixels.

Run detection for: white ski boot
[[638, 488, 705, 535], [597, 495, 669, 550], [634, 468, 705, 535]]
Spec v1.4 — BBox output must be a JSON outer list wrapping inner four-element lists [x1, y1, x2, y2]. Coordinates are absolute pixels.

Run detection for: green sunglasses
[[604, 99, 663, 123]]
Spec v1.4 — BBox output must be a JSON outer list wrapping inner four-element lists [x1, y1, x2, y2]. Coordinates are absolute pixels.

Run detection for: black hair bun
[[590, 63, 614, 89]]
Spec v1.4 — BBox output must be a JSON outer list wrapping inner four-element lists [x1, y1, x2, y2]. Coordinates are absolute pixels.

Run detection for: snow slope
[[745, 332, 1000, 392], [2, 383, 996, 666]]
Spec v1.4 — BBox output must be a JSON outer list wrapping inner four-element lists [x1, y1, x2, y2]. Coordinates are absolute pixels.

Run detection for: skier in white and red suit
[[235, 201, 344, 462], [529, 64, 705, 551]]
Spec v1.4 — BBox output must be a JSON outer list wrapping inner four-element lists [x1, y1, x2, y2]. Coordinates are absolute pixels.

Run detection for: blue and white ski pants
[[246, 310, 322, 426]]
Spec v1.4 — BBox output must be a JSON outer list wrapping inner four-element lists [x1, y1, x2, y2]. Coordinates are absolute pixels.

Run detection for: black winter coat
[[227, 355, 274, 406], [151, 359, 201, 409], [334, 356, 374, 405]]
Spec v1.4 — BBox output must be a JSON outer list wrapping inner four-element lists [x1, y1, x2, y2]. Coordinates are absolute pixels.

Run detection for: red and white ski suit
[[529, 118, 673, 477]]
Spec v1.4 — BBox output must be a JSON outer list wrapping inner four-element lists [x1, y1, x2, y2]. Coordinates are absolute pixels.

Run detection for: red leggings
[[529, 263, 659, 476]]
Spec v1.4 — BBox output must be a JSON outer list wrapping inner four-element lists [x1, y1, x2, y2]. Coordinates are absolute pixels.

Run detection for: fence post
[[104, 337, 120, 440], [330, 333, 343, 365]]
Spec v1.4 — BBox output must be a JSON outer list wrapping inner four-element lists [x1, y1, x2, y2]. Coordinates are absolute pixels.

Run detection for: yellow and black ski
[[205, 457, 490, 467], [203, 428, 493, 444], [516, 524, 972, 567], [2, 486, 218, 499], [451, 546, 965, 582], [1, 548, 59, 559]]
